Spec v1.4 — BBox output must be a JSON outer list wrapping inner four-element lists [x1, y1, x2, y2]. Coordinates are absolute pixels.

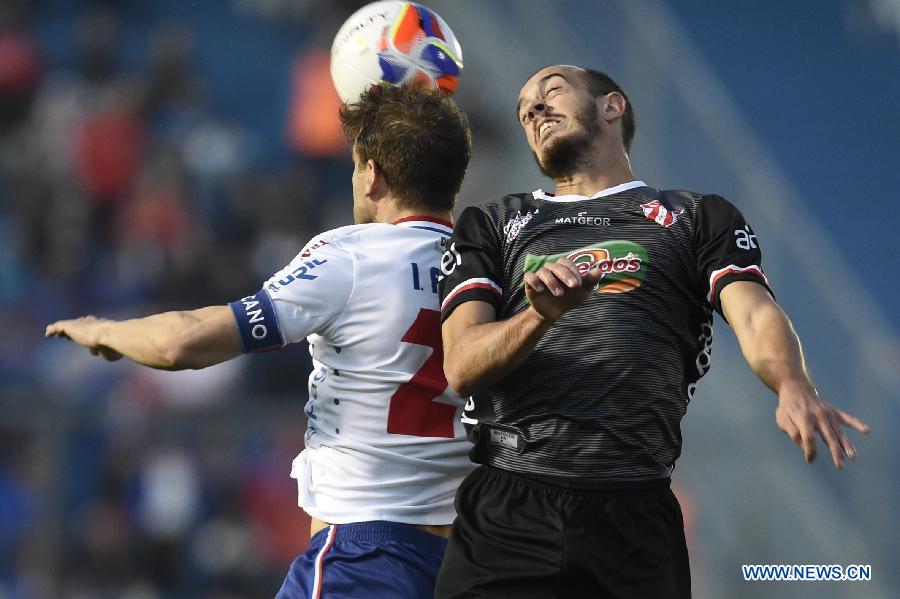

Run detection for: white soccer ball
[[330, 1, 463, 104]]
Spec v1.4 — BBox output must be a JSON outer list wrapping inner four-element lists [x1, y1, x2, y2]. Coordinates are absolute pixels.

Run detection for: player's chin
[[533, 145, 566, 178], [533, 145, 559, 172], [536, 135, 570, 164]]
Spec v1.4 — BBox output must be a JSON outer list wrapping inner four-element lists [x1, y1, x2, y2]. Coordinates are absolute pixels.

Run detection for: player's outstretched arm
[[720, 281, 870, 469], [45, 306, 241, 371], [443, 259, 602, 396]]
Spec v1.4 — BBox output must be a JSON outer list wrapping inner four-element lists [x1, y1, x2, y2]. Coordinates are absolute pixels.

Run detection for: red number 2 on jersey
[[387, 308, 457, 438]]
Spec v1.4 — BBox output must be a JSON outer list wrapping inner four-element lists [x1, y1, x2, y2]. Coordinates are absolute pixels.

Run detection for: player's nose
[[521, 99, 547, 125]]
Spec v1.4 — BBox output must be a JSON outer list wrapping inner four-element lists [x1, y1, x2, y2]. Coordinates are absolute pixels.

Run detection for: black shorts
[[435, 465, 691, 599]]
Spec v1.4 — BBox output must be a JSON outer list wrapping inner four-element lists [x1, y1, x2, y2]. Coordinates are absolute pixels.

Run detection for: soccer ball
[[330, 1, 463, 104]]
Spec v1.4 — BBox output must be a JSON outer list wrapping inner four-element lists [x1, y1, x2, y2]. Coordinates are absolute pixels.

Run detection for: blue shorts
[[275, 520, 449, 599]]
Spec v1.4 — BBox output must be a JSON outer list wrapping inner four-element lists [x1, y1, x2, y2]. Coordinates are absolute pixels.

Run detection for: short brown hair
[[340, 84, 472, 212], [581, 69, 636, 153]]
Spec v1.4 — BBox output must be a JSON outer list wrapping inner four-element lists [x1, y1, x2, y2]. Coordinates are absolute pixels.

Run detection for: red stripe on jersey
[[392, 215, 454, 228], [708, 265, 769, 305], [441, 279, 503, 311]]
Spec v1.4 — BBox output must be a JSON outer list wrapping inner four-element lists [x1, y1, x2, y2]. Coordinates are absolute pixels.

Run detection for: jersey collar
[[532, 180, 647, 203], [392, 215, 454, 234]]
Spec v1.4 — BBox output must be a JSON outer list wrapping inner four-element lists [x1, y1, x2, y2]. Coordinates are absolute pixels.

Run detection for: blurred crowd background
[[1, 0, 897, 597], [2, 0, 369, 596]]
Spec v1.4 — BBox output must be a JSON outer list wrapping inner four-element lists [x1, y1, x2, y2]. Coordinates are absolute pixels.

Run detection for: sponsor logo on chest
[[524, 240, 650, 294], [641, 199, 684, 228], [504, 210, 538, 242], [554, 211, 610, 226]]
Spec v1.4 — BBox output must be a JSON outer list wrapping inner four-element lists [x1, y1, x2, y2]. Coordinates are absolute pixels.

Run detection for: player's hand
[[774, 379, 870, 469], [524, 258, 603, 323], [45, 316, 123, 361]]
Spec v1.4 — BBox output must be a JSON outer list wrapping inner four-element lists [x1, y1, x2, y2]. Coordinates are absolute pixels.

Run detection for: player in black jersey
[[434, 65, 870, 598]]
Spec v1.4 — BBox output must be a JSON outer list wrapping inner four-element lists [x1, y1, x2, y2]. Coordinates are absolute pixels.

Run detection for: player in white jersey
[[46, 85, 474, 598], [269, 218, 469, 526]]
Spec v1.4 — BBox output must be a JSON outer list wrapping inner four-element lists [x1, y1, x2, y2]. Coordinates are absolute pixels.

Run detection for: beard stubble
[[534, 100, 603, 180]]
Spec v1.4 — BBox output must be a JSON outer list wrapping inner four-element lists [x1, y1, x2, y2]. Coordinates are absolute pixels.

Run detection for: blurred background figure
[[1, 0, 897, 597]]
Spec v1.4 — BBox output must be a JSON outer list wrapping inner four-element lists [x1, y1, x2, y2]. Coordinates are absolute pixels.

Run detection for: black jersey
[[438, 181, 773, 480]]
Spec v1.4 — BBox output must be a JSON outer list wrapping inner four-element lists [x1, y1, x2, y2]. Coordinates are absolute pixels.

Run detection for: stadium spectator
[[285, 48, 346, 159]]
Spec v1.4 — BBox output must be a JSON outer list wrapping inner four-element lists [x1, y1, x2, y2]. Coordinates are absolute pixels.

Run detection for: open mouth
[[538, 119, 562, 142]]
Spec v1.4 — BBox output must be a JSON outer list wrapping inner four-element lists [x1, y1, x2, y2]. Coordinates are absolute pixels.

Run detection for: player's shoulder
[[659, 189, 736, 208], [263, 226, 361, 297], [310, 221, 451, 263], [308, 223, 368, 246], [276, 225, 364, 274], [463, 192, 541, 226], [343, 220, 450, 245], [653, 188, 703, 207], [297, 223, 390, 257], [484, 192, 542, 216], [655, 189, 747, 221]]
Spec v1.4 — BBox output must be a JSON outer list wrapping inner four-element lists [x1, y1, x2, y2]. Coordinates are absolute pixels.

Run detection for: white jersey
[[230, 217, 473, 525]]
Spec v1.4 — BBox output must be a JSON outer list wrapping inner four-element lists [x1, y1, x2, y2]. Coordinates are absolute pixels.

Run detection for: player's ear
[[602, 92, 627, 122], [364, 159, 385, 197]]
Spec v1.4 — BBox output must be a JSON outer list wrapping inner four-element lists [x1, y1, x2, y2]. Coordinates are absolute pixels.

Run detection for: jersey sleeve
[[228, 237, 355, 352], [439, 206, 504, 322], [694, 194, 774, 315]]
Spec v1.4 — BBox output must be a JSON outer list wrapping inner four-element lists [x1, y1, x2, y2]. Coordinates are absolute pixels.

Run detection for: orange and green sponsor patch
[[523, 240, 649, 294]]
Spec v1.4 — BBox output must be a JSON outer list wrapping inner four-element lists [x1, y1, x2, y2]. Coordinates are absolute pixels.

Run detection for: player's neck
[[375, 198, 452, 226], [553, 146, 636, 198]]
